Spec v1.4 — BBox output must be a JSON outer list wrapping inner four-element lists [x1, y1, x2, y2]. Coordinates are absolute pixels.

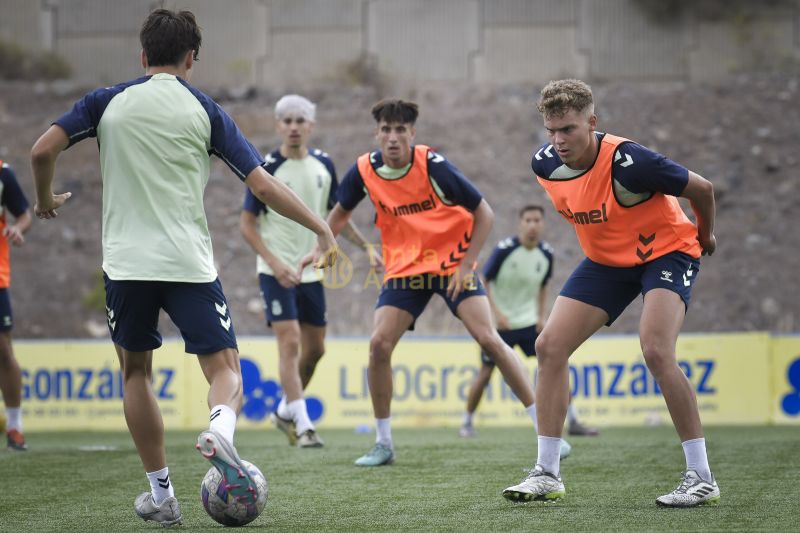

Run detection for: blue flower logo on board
[[240, 357, 324, 422], [781, 357, 800, 416]]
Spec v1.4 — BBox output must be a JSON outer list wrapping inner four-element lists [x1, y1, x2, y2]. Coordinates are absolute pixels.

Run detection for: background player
[[240, 94, 377, 448], [0, 160, 32, 451], [502, 79, 718, 507], [460, 205, 597, 439], [31, 9, 336, 526]]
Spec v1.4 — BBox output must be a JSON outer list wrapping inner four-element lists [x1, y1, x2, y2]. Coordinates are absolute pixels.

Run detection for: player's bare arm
[[299, 202, 353, 272], [245, 166, 338, 268], [341, 219, 383, 270], [447, 199, 494, 299], [239, 210, 300, 288], [30, 124, 72, 219], [681, 171, 716, 255]]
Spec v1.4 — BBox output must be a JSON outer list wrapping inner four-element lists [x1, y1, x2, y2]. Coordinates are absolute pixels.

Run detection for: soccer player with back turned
[[502, 79, 719, 507], [31, 9, 336, 526]]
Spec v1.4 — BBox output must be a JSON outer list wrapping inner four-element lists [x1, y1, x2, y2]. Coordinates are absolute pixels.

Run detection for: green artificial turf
[[2, 426, 798, 532]]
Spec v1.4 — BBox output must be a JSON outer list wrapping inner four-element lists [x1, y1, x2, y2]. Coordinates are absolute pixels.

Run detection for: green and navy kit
[[54, 73, 265, 283], [483, 237, 553, 330], [243, 149, 337, 283]]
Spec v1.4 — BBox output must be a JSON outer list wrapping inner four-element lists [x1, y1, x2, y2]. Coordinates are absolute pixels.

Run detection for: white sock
[[375, 417, 392, 448], [682, 437, 712, 481], [566, 403, 578, 424], [6, 407, 21, 432], [537, 435, 561, 476], [209, 404, 236, 444], [146, 466, 174, 505], [525, 403, 538, 433], [289, 398, 314, 435], [276, 396, 290, 419], [462, 411, 473, 427]]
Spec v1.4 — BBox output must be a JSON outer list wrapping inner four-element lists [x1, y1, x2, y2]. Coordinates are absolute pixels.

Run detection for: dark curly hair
[[371, 99, 419, 125]]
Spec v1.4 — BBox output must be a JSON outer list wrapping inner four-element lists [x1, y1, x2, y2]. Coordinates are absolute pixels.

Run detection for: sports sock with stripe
[[146, 466, 174, 505], [209, 404, 236, 444]]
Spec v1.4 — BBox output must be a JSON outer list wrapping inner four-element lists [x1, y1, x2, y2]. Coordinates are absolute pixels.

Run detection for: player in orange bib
[[0, 161, 32, 451], [316, 99, 548, 468], [502, 80, 719, 507]]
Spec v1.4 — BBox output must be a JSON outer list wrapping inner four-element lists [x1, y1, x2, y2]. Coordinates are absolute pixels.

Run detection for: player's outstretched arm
[[326, 203, 353, 238], [298, 203, 354, 273], [245, 166, 337, 268], [30, 125, 72, 220], [681, 171, 716, 256], [341, 219, 383, 271]]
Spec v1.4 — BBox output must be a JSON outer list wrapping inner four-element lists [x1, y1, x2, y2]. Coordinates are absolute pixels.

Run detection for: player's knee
[[474, 329, 501, 355], [122, 358, 149, 381], [369, 335, 393, 364], [277, 337, 301, 359], [534, 332, 565, 365], [641, 343, 674, 377]]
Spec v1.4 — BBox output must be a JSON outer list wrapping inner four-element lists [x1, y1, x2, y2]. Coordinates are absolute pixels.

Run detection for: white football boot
[[656, 470, 720, 507], [134, 492, 182, 527], [502, 465, 565, 502]]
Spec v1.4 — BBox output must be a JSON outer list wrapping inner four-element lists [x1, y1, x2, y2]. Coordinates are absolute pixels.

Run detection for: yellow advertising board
[[770, 335, 800, 425], [12, 332, 776, 431]]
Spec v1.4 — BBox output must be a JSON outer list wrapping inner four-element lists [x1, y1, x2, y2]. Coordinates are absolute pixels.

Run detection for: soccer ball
[[200, 460, 268, 526]]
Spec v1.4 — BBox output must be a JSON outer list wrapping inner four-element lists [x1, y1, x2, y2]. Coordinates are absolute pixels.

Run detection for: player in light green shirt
[[240, 95, 378, 448], [31, 9, 337, 526], [461, 206, 597, 440]]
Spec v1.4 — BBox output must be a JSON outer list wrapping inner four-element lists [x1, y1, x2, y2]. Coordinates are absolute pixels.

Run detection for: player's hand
[[446, 263, 477, 301], [298, 230, 339, 274], [2, 226, 24, 246], [34, 192, 72, 220], [535, 322, 544, 334], [698, 233, 716, 256], [271, 259, 300, 289]]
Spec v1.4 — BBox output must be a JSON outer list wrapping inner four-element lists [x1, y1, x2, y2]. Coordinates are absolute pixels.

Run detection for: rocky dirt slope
[[1, 74, 797, 340]]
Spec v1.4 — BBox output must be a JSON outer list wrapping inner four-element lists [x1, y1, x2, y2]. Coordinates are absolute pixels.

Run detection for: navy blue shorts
[[560, 251, 701, 326], [376, 274, 486, 329], [480, 324, 539, 366], [103, 273, 238, 354], [259, 274, 326, 327], [0, 289, 12, 331]]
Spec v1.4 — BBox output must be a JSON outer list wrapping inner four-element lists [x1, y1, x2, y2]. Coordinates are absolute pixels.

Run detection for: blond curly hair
[[537, 79, 594, 119]]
